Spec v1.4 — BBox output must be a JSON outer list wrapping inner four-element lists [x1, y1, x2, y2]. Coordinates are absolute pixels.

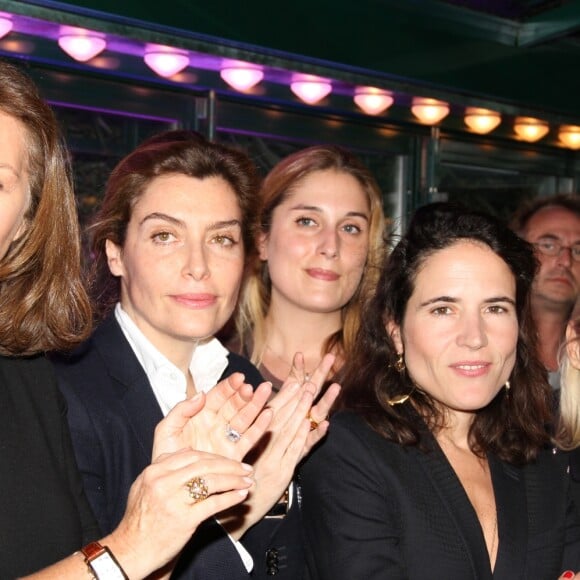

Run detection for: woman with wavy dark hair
[[301, 202, 580, 579]]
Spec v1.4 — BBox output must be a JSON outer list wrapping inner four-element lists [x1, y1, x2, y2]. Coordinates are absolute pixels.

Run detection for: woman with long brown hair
[[0, 59, 257, 579], [231, 144, 386, 389]]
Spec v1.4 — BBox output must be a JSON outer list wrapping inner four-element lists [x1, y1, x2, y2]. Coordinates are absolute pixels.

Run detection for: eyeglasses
[[533, 239, 580, 262]]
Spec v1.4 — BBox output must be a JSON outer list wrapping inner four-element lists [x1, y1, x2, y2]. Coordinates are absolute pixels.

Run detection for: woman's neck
[[434, 408, 475, 451], [261, 300, 342, 378], [143, 330, 198, 378], [265, 305, 341, 355]]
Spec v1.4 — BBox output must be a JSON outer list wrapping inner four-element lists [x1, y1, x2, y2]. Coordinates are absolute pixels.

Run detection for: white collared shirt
[[114, 303, 253, 571]]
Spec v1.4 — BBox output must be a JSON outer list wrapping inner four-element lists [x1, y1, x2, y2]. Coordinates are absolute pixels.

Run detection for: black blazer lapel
[[488, 456, 527, 579], [415, 438, 493, 580], [92, 315, 163, 460]]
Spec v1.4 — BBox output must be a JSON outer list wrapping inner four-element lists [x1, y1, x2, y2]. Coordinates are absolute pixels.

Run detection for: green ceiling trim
[[2, 0, 579, 121], [517, 0, 580, 47]]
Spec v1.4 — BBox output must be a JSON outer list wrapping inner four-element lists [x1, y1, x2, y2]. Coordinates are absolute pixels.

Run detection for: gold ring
[[186, 477, 209, 503], [308, 415, 319, 431]]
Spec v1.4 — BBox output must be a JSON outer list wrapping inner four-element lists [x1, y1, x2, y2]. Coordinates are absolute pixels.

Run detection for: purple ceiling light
[[58, 26, 106, 62], [144, 44, 189, 78], [290, 73, 331, 105]]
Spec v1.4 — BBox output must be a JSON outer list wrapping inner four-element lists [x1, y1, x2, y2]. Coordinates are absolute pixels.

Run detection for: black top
[[570, 447, 580, 509], [300, 411, 580, 580], [0, 355, 99, 578], [226, 333, 285, 392]]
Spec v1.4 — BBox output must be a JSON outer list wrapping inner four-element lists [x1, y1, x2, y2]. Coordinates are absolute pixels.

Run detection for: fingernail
[[241, 462, 253, 472], [238, 488, 250, 497], [242, 476, 254, 485], [563, 572, 575, 579]]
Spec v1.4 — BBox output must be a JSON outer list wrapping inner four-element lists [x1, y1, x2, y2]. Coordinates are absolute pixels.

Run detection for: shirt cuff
[[216, 519, 254, 573]]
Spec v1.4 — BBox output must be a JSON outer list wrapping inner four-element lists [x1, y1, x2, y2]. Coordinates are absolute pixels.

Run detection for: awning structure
[[1, 0, 580, 147]]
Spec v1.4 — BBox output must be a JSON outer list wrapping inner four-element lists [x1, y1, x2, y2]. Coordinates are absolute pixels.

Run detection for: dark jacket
[[53, 315, 304, 579], [300, 411, 580, 580], [0, 355, 99, 578]]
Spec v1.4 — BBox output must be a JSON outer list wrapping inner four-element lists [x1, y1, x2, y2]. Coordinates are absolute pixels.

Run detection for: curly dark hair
[[338, 202, 552, 465]]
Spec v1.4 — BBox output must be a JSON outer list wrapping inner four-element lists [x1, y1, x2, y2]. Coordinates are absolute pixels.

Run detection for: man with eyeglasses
[[511, 194, 580, 388]]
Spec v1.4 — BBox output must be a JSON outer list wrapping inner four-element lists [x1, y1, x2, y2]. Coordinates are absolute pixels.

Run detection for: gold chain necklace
[[264, 344, 312, 381]]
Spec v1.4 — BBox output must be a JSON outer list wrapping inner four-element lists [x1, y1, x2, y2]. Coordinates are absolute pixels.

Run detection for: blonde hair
[[0, 60, 91, 355], [557, 318, 580, 450], [236, 145, 386, 368]]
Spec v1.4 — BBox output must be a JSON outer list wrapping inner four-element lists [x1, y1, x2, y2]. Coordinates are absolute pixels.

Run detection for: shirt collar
[[114, 303, 229, 415]]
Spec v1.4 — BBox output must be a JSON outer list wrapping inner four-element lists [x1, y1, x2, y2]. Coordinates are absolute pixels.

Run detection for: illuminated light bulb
[[144, 45, 189, 78], [559, 125, 580, 150], [513, 117, 549, 142], [354, 86, 394, 115], [290, 74, 332, 105], [464, 107, 501, 134], [0, 15, 13, 39], [220, 60, 264, 92], [411, 97, 450, 125], [58, 27, 106, 62]]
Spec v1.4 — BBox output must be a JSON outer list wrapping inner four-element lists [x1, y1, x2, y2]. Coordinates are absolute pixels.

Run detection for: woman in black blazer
[[301, 203, 580, 579]]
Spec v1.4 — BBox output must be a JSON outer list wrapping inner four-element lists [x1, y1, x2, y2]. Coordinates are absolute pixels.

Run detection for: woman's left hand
[[285, 352, 341, 458]]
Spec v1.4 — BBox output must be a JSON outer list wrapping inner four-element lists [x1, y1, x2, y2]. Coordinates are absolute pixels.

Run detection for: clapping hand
[[219, 353, 340, 539], [152, 373, 273, 462], [286, 352, 342, 459]]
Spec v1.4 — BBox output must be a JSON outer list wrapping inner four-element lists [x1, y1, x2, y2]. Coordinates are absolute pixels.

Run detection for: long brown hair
[[0, 60, 91, 355], [235, 145, 386, 368]]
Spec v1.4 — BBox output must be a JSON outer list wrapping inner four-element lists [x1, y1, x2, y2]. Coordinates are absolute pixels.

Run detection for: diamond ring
[[225, 423, 241, 443]]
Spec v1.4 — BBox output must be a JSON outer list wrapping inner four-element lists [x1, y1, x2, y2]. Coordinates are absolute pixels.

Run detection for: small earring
[[505, 380, 511, 391], [394, 353, 405, 373], [387, 390, 412, 406]]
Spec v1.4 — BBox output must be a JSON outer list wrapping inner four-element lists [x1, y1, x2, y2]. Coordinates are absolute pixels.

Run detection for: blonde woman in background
[[557, 315, 580, 510], [230, 145, 386, 389]]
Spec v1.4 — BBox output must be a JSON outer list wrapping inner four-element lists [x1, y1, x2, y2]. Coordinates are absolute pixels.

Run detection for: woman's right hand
[[152, 373, 273, 462], [218, 353, 340, 540], [103, 448, 254, 579]]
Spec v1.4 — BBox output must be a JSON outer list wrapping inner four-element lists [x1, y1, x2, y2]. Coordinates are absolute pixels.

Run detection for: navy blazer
[[53, 315, 304, 579], [300, 411, 580, 580]]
